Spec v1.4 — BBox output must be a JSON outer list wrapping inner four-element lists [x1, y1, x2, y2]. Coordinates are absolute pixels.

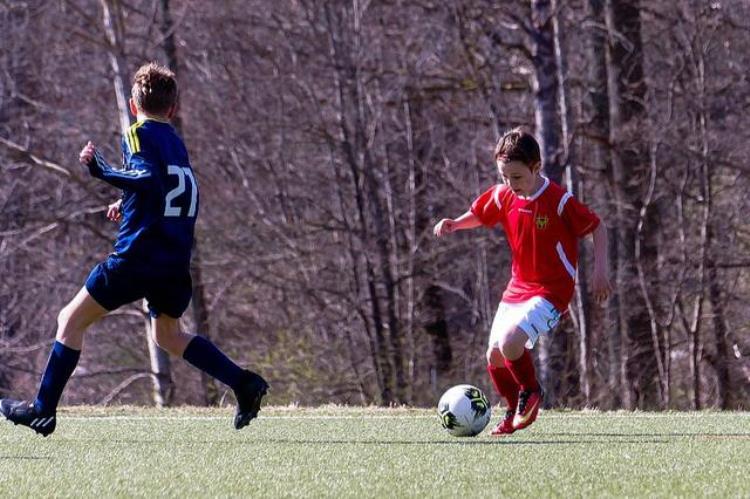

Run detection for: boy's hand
[[434, 218, 457, 237], [591, 269, 612, 304], [107, 199, 123, 222], [79, 141, 96, 166]]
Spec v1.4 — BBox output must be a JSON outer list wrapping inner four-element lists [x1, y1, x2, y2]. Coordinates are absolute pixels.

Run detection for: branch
[[0, 137, 72, 177], [0, 341, 50, 354], [98, 373, 153, 406], [0, 136, 109, 199]]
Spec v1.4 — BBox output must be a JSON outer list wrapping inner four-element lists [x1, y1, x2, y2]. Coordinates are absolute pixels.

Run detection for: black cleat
[[233, 370, 269, 430], [0, 399, 56, 437]]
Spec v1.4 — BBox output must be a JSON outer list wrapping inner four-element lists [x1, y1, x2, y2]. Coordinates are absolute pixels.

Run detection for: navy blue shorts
[[85, 255, 192, 318]]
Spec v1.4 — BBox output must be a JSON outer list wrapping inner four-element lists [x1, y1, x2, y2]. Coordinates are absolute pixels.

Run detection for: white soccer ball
[[437, 384, 491, 437]]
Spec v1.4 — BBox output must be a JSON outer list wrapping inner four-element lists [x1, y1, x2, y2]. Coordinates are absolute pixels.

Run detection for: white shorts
[[488, 297, 562, 350]]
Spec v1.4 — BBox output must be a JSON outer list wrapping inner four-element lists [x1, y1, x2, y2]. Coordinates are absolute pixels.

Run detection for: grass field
[[1, 406, 749, 498]]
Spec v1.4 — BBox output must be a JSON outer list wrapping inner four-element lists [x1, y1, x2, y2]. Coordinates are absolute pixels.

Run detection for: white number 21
[[164, 165, 198, 217]]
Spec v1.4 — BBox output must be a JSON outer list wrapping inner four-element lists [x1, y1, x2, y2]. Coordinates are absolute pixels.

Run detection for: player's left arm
[[561, 194, 612, 304], [106, 198, 123, 222]]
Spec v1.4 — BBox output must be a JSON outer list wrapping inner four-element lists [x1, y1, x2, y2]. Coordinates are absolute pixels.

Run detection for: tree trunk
[[143, 301, 173, 406], [691, 17, 729, 408], [101, 0, 172, 406], [100, 0, 131, 134], [585, 0, 620, 409], [405, 94, 453, 396], [530, 0, 566, 406], [604, 0, 661, 409], [707, 256, 731, 408], [553, 0, 592, 406], [323, 3, 408, 404]]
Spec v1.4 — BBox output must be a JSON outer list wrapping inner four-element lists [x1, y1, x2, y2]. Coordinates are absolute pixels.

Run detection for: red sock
[[504, 349, 540, 392], [487, 364, 519, 409]]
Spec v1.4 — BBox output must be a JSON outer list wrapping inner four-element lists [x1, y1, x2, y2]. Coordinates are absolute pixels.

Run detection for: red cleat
[[490, 409, 516, 436], [513, 389, 543, 430]]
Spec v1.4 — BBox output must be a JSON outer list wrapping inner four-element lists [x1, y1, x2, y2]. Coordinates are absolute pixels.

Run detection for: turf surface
[[1, 407, 748, 497]]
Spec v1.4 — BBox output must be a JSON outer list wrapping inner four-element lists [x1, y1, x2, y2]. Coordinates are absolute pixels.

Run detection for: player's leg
[[150, 314, 194, 356], [497, 297, 561, 430], [486, 303, 520, 436], [498, 326, 543, 430], [0, 287, 108, 436], [148, 273, 268, 430], [152, 314, 269, 429], [55, 285, 110, 349], [152, 314, 258, 390], [149, 283, 248, 388]]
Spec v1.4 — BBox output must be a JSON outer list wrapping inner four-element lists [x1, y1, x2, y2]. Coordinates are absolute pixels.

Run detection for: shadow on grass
[[209, 438, 672, 446], [552, 432, 750, 439], [90, 437, 671, 446], [55, 432, 750, 446]]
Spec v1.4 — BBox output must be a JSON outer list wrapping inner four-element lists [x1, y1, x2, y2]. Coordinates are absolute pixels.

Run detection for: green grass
[[1, 407, 749, 498]]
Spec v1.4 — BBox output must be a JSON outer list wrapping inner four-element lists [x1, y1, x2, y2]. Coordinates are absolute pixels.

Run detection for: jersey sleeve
[[470, 185, 505, 227], [560, 193, 600, 238], [87, 150, 156, 191], [87, 130, 157, 191]]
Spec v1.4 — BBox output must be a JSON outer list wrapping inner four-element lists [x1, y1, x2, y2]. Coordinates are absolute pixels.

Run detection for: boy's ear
[[128, 98, 138, 117], [166, 103, 177, 119], [532, 160, 542, 174]]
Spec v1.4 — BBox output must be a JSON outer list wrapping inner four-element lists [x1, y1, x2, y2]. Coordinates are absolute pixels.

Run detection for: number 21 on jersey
[[164, 165, 198, 217]]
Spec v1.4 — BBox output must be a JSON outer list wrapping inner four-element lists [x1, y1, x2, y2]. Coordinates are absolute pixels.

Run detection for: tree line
[[1, 0, 748, 409]]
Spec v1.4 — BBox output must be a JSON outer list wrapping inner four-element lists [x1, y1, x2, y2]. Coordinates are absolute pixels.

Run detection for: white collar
[[516, 176, 549, 201]]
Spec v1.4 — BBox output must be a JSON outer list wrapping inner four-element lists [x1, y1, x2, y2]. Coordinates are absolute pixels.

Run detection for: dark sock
[[34, 341, 81, 413], [503, 349, 540, 392], [487, 364, 520, 409], [182, 335, 244, 390]]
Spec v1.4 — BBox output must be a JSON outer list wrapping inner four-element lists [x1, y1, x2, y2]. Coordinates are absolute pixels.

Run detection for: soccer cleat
[[0, 399, 56, 437], [490, 409, 516, 436], [233, 370, 269, 430], [513, 389, 543, 430]]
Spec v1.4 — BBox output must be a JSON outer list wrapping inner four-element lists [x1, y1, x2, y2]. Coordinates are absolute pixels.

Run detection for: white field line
[[62, 412, 750, 422]]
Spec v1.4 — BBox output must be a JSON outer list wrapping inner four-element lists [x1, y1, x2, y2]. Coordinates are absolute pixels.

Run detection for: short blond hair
[[131, 62, 178, 115]]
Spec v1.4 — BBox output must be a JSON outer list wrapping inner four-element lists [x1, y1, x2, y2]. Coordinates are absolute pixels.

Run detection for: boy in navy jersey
[[434, 128, 610, 435], [1, 63, 268, 436]]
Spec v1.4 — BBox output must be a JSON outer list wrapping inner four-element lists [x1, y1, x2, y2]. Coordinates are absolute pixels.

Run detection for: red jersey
[[470, 177, 600, 312]]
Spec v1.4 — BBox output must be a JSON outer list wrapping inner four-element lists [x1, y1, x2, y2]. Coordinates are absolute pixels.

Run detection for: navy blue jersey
[[88, 119, 198, 269]]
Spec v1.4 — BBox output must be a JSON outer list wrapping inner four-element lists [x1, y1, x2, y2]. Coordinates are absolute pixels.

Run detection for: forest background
[[1, 0, 749, 410]]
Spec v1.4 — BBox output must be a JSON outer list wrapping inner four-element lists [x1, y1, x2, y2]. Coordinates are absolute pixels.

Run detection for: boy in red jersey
[[434, 128, 610, 435]]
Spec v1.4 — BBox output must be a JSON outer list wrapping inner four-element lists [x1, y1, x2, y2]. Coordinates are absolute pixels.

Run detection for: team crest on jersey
[[535, 215, 549, 229]]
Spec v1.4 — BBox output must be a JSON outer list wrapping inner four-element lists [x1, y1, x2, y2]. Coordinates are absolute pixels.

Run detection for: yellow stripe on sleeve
[[132, 123, 142, 153], [126, 122, 143, 154], [125, 128, 134, 154]]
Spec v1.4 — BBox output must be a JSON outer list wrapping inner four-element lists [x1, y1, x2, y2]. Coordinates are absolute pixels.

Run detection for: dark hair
[[131, 62, 178, 116], [494, 127, 541, 168]]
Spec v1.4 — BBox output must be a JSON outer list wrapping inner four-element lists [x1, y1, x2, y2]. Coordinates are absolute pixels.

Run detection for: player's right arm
[[434, 184, 507, 237], [434, 211, 482, 237], [79, 141, 155, 191]]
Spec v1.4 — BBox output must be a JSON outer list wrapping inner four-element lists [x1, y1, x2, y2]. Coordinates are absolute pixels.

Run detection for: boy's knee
[[56, 305, 78, 337], [56, 308, 69, 330], [152, 323, 187, 356], [55, 306, 86, 346], [152, 327, 175, 352], [486, 347, 505, 367], [498, 339, 524, 361], [493, 326, 528, 361]]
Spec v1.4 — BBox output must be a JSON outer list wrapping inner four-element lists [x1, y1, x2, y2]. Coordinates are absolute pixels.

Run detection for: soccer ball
[[437, 384, 491, 437]]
